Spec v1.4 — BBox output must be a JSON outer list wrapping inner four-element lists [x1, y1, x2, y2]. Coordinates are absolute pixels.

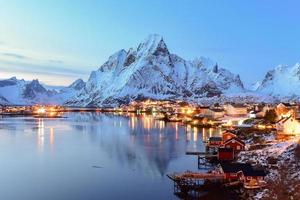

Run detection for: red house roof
[[224, 137, 245, 146]]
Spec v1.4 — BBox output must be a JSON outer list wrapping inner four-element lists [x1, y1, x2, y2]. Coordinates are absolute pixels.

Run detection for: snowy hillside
[[65, 34, 244, 107], [0, 77, 84, 105], [256, 63, 300, 99]]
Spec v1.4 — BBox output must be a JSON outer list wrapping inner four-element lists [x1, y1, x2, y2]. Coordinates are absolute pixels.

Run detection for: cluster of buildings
[[171, 129, 267, 191], [207, 130, 246, 161], [2, 100, 300, 135], [275, 103, 300, 135], [168, 101, 300, 192], [119, 100, 300, 135], [0, 105, 64, 117]]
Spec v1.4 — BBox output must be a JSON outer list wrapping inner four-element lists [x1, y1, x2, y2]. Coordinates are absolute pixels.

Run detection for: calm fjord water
[[0, 112, 221, 200]]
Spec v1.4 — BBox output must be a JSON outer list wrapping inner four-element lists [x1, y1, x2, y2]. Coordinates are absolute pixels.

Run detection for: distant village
[[1, 100, 300, 134], [115, 100, 300, 135]]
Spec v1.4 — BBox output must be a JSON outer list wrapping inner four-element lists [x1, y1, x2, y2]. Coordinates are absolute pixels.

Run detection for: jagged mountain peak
[[108, 49, 127, 61], [0, 35, 250, 106], [23, 79, 48, 99], [68, 79, 85, 90], [30, 79, 41, 85], [96, 34, 171, 76], [9, 76, 18, 81], [0, 76, 28, 88], [98, 49, 127, 72], [65, 35, 245, 107], [136, 34, 169, 58], [139, 34, 164, 49]]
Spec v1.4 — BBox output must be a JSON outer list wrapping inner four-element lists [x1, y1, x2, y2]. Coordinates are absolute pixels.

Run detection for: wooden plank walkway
[[168, 171, 225, 181], [186, 151, 217, 158]]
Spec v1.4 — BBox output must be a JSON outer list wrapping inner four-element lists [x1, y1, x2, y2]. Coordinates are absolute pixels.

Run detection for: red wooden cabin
[[208, 137, 223, 147], [223, 137, 245, 152], [218, 147, 234, 161], [222, 130, 237, 141]]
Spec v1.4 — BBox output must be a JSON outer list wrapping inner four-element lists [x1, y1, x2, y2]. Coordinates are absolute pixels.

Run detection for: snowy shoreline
[[237, 133, 300, 200]]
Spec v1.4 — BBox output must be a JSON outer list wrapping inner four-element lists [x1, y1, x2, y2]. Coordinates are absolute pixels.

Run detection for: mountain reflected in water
[[68, 112, 221, 176], [0, 112, 221, 200]]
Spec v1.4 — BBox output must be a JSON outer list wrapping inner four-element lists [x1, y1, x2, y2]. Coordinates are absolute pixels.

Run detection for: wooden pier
[[168, 171, 225, 181], [167, 171, 227, 198], [186, 151, 217, 169]]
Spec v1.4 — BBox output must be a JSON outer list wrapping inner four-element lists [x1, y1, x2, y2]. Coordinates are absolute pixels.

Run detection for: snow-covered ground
[[238, 134, 300, 200]]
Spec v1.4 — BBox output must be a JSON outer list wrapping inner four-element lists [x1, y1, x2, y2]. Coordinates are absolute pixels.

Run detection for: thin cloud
[[0, 63, 91, 86], [0, 50, 94, 85], [48, 59, 64, 64], [1, 51, 65, 65], [0, 60, 90, 77], [0, 51, 90, 75], [1, 52, 28, 59]]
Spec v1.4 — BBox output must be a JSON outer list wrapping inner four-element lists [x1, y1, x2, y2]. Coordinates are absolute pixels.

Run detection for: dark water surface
[[0, 112, 221, 200]]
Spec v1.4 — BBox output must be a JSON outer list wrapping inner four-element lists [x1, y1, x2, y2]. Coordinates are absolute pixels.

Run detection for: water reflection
[[37, 118, 45, 151], [50, 127, 54, 148], [67, 113, 221, 176], [0, 112, 222, 200]]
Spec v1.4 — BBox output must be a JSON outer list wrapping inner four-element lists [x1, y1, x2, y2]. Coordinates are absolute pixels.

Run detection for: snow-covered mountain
[[256, 63, 300, 99], [7, 35, 300, 107], [0, 77, 84, 105], [65, 34, 244, 107], [68, 79, 85, 91], [57, 79, 86, 102], [0, 77, 52, 105]]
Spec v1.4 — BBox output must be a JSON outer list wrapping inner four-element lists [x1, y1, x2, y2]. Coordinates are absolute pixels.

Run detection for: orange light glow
[[37, 107, 46, 114]]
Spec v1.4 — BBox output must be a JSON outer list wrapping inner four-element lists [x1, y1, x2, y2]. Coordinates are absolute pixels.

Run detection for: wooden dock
[[186, 151, 218, 169], [186, 151, 217, 158], [168, 171, 225, 181], [167, 171, 228, 197]]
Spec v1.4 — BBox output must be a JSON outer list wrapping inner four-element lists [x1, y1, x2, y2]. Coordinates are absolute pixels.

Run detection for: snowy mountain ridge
[[0, 77, 84, 105], [1, 34, 300, 106], [255, 63, 300, 100], [65, 34, 245, 107]]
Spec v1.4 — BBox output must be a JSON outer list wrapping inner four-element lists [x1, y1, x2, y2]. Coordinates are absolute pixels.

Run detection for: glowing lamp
[[37, 107, 46, 114]]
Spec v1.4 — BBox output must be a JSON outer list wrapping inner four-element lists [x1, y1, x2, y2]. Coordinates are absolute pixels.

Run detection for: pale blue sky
[[0, 0, 299, 86]]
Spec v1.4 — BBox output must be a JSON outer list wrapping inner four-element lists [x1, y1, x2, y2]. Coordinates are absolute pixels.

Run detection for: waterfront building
[[223, 137, 245, 152], [224, 103, 248, 117]]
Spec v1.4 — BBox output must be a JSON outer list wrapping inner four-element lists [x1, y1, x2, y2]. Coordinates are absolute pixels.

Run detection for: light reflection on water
[[0, 113, 221, 200], [37, 118, 44, 152]]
